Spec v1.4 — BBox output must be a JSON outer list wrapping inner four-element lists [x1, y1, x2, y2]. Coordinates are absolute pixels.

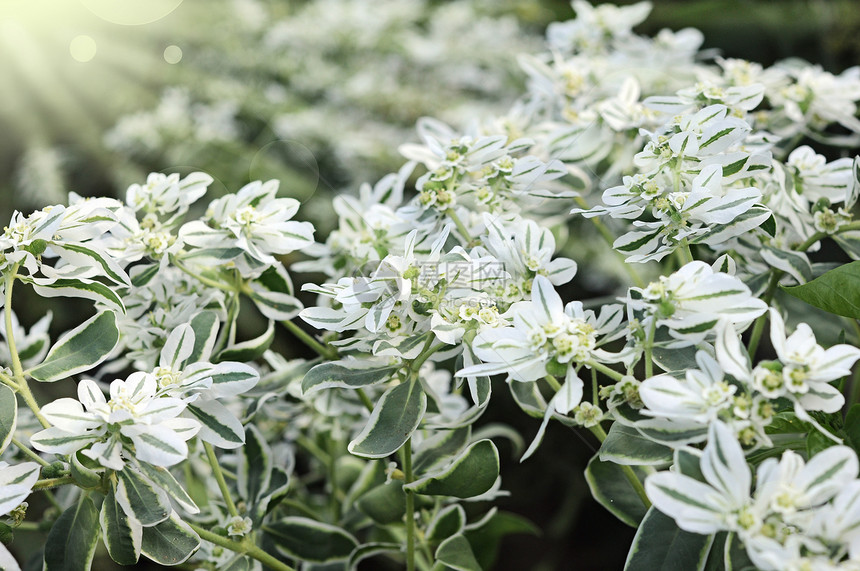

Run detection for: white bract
[[31, 375, 200, 469]]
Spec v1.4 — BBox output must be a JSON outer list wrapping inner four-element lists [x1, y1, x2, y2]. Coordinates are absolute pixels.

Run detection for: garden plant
[[4, 1, 860, 570]]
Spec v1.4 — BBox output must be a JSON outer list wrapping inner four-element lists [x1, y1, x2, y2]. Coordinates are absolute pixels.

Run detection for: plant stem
[[189, 523, 296, 571], [4, 269, 49, 428], [12, 436, 50, 467], [574, 196, 645, 288], [170, 255, 235, 293], [586, 360, 625, 382], [356, 388, 374, 412], [679, 239, 694, 265], [34, 475, 75, 490], [445, 208, 472, 244], [403, 438, 416, 571], [644, 319, 657, 379], [204, 442, 239, 518], [544, 375, 562, 392], [747, 271, 781, 359], [281, 319, 337, 360], [588, 424, 651, 509]]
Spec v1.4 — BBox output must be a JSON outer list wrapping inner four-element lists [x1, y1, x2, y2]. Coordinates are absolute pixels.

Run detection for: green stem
[[4, 269, 49, 428], [747, 271, 781, 359], [586, 360, 625, 383], [189, 523, 296, 571], [12, 436, 50, 467], [679, 239, 694, 265], [544, 375, 562, 392], [592, 368, 599, 405], [410, 336, 441, 374], [34, 475, 75, 490], [281, 319, 337, 360], [403, 439, 416, 571], [445, 209, 472, 244], [170, 255, 235, 293], [574, 196, 645, 288], [204, 442, 239, 518], [644, 319, 657, 379], [356, 388, 374, 412], [589, 425, 651, 508]]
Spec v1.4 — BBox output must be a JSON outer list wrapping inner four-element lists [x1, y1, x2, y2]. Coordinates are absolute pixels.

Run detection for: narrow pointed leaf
[[0, 385, 16, 454], [302, 361, 399, 394], [100, 486, 142, 565], [29, 278, 125, 312], [186, 400, 245, 449], [187, 311, 219, 363], [28, 311, 119, 382], [135, 462, 200, 515]]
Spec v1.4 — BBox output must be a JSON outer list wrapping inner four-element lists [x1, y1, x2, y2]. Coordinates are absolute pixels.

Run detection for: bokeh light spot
[[69, 35, 97, 62], [163, 44, 182, 64]]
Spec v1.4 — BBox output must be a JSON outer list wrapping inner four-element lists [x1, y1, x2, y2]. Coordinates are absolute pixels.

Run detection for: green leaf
[[0, 385, 16, 455], [28, 277, 125, 312], [100, 486, 142, 565], [724, 532, 756, 571], [28, 311, 119, 382], [265, 517, 358, 563], [302, 361, 399, 395], [43, 495, 100, 571], [782, 261, 860, 318], [348, 379, 426, 459], [135, 462, 199, 515], [347, 542, 401, 571], [186, 401, 245, 448], [130, 263, 160, 287], [599, 423, 673, 466], [844, 404, 860, 454], [463, 509, 539, 570], [187, 311, 219, 363], [413, 427, 471, 474], [355, 481, 406, 525], [70, 451, 102, 489], [215, 320, 274, 362], [140, 512, 200, 565], [624, 507, 714, 571], [760, 214, 776, 237], [115, 469, 171, 527], [404, 440, 499, 499], [435, 534, 480, 571], [585, 455, 648, 527], [427, 504, 466, 543], [238, 424, 271, 510]]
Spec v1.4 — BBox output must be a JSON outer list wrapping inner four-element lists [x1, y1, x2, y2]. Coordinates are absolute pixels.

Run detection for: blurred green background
[[2, 1, 859, 569]]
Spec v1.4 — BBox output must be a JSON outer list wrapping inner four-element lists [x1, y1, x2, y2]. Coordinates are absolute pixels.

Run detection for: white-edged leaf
[[135, 462, 200, 515], [115, 469, 172, 527], [0, 385, 16, 455], [302, 361, 398, 394], [215, 320, 274, 362], [265, 517, 358, 563], [100, 484, 142, 565], [43, 495, 100, 571], [28, 277, 125, 312], [186, 400, 245, 449], [28, 310, 119, 382], [404, 439, 499, 499], [348, 379, 426, 459], [140, 511, 200, 565]]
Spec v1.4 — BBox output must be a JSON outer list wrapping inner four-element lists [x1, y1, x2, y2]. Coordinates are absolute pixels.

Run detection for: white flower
[[180, 179, 315, 276], [626, 261, 767, 346], [31, 374, 200, 469]]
